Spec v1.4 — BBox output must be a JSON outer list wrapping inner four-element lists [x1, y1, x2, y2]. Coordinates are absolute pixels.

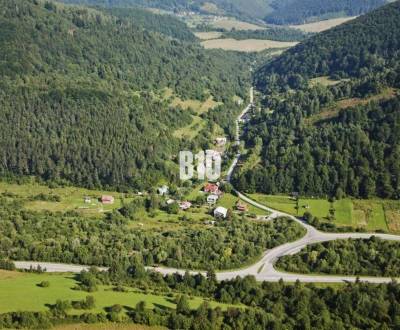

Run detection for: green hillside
[[59, 0, 390, 24], [265, 0, 389, 25], [0, 0, 250, 190], [234, 1, 400, 199]]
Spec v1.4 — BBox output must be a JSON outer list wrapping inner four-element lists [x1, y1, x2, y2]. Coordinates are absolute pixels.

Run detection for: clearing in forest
[[201, 38, 297, 52], [290, 17, 356, 33]]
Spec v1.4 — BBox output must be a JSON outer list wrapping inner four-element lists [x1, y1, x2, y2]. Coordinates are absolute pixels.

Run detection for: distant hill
[[234, 1, 400, 199], [256, 0, 400, 88], [0, 0, 250, 190], [265, 0, 389, 25], [59, 0, 390, 25]]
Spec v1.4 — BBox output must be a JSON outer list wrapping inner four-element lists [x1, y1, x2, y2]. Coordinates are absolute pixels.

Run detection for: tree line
[[0, 197, 305, 270], [3, 262, 400, 329], [276, 236, 400, 277]]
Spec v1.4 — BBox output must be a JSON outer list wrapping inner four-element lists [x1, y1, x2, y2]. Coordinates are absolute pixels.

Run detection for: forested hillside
[[265, 0, 388, 25], [0, 0, 250, 190], [60, 0, 389, 25], [104, 7, 197, 41], [234, 1, 400, 199], [59, 0, 274, 19]]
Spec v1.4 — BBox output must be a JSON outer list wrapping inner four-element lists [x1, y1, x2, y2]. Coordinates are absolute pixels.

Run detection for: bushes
[[276, 237, 400, 276], [0, 199, 305, 271], [38, 281, 50, 288], [0, 259, 15, 271]]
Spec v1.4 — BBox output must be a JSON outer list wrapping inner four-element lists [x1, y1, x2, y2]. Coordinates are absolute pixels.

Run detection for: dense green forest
[[234, 1, 400, 199], [103, 7, 197, 41], [277, 237, 400, 277], [3, 263, 400, 329], [257, 1, 400, 86], [0, 0, 251, 190], [59, 0, 274, 20], [0, 198, 305, 270], [265, 0, 388, 24]]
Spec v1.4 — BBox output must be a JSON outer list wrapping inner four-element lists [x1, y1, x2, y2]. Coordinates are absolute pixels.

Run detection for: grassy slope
[[0, 271, 235, 314], [249, 194, 392, 232]]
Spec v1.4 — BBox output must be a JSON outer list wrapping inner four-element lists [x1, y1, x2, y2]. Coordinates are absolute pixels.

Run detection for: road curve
[[12, 88, 400, 283]]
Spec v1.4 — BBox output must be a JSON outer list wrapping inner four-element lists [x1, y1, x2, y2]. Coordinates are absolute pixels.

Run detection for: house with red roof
[[101, 195, 115, 204], [204, 183, 221, 195]]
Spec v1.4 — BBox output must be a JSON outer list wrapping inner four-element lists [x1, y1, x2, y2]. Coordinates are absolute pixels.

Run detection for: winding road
[[13, 88, 400, 283]]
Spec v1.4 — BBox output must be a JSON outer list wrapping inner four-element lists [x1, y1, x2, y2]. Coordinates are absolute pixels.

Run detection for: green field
[[0, 271, 235, 315], [249, 194, 393, 232], [218, 193, 270, 217], [0, 181, 129, 216]]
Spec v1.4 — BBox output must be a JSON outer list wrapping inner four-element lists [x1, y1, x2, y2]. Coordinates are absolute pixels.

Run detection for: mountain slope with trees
[[265, 0, 388, 25], [59, 0, 389, 23], [0, 0, 250, 190], [234, 1, 400, 199]]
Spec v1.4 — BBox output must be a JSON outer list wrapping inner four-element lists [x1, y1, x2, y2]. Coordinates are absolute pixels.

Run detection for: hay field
[[290, 17, 356, 33], [201, 38, 297, 52]]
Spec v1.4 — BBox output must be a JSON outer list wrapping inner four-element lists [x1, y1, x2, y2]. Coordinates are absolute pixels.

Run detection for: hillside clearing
[[290, 17, 356, 33], [306, 88, 398, 125], [195, 31, 223, 40], [201, 38, 297, 52], [249, 194, 397, 233], [211, 18, 266, 31], [0, 181, 128, 215], [0, 272, 234, 314]]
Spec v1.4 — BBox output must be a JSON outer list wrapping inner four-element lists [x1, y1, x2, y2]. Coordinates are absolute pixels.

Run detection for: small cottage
[[207, 194, 219, 205], [158, 185, 169, 196], [101, 195, 114, 204], [214, 206, 228, 219]]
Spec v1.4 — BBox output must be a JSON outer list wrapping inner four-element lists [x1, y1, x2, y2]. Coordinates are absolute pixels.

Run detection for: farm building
[[214, 206, 228, 219], [236, 201, 248, 212], [207, 194, 219, 205], [179, 201, 192, 210], [204, 183, 221, 195], [101, 195, 114, 204], [158, 185, 169, 196]]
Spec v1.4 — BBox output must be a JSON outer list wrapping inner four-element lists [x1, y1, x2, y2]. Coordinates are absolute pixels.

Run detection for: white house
[[157, 185, 169, 196], [214, 206, 228, 219], [207, 194, 219, 205]]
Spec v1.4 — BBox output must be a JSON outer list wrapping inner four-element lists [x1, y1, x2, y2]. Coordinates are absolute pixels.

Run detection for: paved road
[[12, 88, 400, 283]]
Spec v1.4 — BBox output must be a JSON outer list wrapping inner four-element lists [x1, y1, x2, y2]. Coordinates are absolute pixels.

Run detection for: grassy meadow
[[0, 271, 235, 315], [249, 193, 397, 232], [290, 17, 356, 33], [0, 181, 128, 216], [201, 38, 297, 52]]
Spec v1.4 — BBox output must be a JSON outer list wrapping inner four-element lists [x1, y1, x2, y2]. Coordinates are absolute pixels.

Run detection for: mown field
[[201, 38, 297, 52], [211, 18, 265, 31], [249, 194, 399, 233], [290, 17, 356, 33], [0, 271, 235, 315], [0, 181, 128, 216]]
